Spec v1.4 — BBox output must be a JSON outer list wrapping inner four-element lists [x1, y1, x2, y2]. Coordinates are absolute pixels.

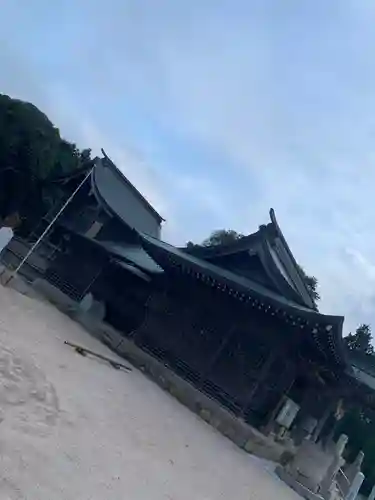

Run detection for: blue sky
[[2, 1, 375, 333]]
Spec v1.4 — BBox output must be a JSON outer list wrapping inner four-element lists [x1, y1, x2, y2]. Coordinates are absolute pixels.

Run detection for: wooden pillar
[[200, 324, 237, 383], [262, 372, 296, 435], [312, 398, 336, 442], [81, 261, 106, 298], [240, 349, 276, 420], [131, 291, 158, 343]]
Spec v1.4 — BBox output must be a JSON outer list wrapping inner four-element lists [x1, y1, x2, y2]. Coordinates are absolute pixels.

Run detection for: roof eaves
[[141, 232, 343, 325], [269, 208, 316, 309], [259, 236, 313, 308], [141, 233, 349, 370]]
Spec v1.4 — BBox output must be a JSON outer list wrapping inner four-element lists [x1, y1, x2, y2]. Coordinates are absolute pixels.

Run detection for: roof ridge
[[100, 149, 164, 223], [269, 208, 316, 310]]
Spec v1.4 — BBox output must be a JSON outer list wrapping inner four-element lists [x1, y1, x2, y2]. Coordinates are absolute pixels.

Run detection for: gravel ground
[[0, 285, 301, 500]]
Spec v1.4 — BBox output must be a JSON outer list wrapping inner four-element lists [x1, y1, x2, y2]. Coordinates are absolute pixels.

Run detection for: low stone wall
[[32, 279, 77, 311], [0, 268, 45, 300]]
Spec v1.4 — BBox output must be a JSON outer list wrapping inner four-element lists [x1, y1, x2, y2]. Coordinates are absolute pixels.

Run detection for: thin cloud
[[2, 1, 375, 334]]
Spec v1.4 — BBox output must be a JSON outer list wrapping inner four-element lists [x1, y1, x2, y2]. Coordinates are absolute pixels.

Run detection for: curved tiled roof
[[184, 209, 317, 310], [140, 232, 348, 371], [90, 151, 163, 238]]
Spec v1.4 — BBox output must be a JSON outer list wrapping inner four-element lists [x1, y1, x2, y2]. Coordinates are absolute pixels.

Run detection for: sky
[[1, 1, 375, 334]]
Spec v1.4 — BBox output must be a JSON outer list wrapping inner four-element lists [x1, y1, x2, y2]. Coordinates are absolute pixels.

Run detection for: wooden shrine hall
[[2, 151, 375, 442], [129, 209, 375, 438]]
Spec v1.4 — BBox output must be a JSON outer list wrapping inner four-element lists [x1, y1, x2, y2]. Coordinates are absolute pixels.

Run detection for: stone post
[[322, 415, 342, 450], [336, 434, 349, 456], [368, 483, 375, 500], [344, 471, 364, 500], [319, 434, 348, 499], [313, 397, 338, 443], [344, 451, 365, 485]]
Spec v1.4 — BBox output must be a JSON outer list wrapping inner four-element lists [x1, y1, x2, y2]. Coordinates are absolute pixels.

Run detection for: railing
[[0, 239, 47, 281], [45, 269, 84, 302]]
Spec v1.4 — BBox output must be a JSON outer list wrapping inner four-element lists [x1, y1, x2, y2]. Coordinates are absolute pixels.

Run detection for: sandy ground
[[0, 286, 301, 500]]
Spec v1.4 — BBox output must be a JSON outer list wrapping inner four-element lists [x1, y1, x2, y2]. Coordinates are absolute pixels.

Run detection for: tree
[[53, 140, 92, 177], [335, 324, 375, 495], [186, 229, 244, 250], [345, 324, 374, 355], [202, 229, 244, 247], [297, 265, 320, 306], [0, 95, 56, 224], [0, 93, 91, 234], [336, 323, 375, 495], [335, 406, 375, 496]]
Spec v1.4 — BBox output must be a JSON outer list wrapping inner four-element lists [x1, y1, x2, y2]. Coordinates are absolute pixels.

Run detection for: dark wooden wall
[[131, 272, 297, 427], [91, 264, 152, 335], [45, 235, 106, 300]]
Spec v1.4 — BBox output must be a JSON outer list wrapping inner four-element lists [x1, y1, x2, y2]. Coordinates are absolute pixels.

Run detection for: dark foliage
[[186, 229, 244, 250], [297, 265, 320, 307], [336, 324, 375, 494], [0, 93, 91, 233], [345, 324, 374, 355]]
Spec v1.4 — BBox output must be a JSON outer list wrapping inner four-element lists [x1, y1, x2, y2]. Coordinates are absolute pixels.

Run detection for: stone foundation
[[92, 321, 292, 462]]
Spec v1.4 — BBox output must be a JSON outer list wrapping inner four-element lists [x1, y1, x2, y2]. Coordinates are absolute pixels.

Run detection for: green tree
[[53, 140, 92, 177], [297, 265, 320, 306], [186, 229, 244, 250], [0, 94, 57, 224], [338, 324, 375, 494], [0, 93, 90, 233], [202, 229, 244, 247], [335, 406, 375, 495], [335, 403, 375, 495], [345, 324, 374, 355]]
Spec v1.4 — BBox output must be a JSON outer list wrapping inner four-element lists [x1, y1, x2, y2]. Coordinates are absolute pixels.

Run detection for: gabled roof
[[140, 231, 347, 370], [96, 150, 164, 224], [46, 150, 165, 236], [269, 208, 317, 309], [89, 151, 163, 238], [98, 240, 163, 274], [59, 224, 163, 276], [185, 209, 316, 310]]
